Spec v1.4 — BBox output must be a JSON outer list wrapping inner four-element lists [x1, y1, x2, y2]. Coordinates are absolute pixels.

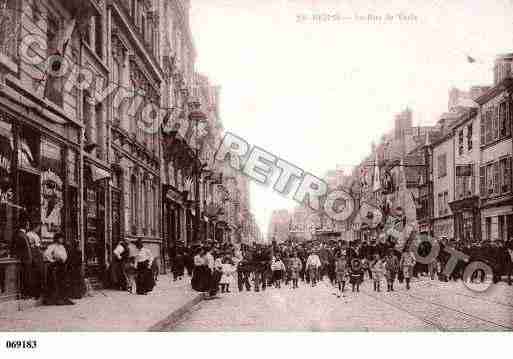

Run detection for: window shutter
[[505, 157, 512, 193], [480, 112, 486, 146], [480, 166, 486, 197], [471, 163, 476, 195], [507, 101, 512, 137], [493, 162, 500, 194], [494, 106, 500, 140]]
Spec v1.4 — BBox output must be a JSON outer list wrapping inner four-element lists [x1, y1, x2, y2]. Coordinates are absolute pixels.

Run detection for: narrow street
[[172, 279, 513, 331]]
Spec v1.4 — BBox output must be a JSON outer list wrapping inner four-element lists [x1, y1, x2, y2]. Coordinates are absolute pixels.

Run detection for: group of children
[[333, 249, 417, 298]]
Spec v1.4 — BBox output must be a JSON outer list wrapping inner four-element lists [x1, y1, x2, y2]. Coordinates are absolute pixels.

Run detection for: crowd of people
[[12, 217, 85, 305], [169, 234, 513, 298]]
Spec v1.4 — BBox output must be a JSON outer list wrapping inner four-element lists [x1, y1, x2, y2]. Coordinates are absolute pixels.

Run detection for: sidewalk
[[0, 275, 204, 331]]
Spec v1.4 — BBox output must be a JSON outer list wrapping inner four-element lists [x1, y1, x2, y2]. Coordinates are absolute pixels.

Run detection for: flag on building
[[42, 19, 76, 104]]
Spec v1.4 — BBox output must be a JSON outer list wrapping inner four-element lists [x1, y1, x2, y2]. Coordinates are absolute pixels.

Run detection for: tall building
[[0, 0, 259, 301], [267, 209, 291, 243]]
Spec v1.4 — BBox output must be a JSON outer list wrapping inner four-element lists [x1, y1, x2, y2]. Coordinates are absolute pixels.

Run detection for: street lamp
[[188, 99, 207, 245]]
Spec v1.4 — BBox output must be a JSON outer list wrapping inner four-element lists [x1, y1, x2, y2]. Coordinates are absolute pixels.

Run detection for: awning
[[90, 164, 111, 182]]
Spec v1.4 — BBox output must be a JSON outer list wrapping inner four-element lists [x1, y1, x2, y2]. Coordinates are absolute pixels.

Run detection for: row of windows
[[457, 123, 473, 155], [129, 174, 158, 236], [437, 191, 450, 217], [479, 157, 512, 198], [480, 100, 512, 147]]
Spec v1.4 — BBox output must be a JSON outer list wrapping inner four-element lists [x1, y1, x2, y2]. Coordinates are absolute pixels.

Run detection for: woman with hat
[[135, 239, 154, 295], [42, 232, 73, 305]]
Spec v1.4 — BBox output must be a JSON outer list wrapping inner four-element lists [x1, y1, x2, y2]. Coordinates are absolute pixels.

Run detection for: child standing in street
[[371, 254, 385, 292], [271, 256, 286, 289], [349, 260, 364, 293], [126, 256, 137, 294], [400, 250, 416, 290], [289, 253, 302, 289], [220, 257, 235, 293], [335, 253, 348, 297], [384, 250, 399, 292]]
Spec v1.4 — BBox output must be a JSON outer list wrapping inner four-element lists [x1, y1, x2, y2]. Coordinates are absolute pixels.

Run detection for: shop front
[[449, 196, 480, 243], [162, 185, 184, 270], [83, 163, 110, 280], [0, 109, 80, 299], [433, 217, 454, 241]]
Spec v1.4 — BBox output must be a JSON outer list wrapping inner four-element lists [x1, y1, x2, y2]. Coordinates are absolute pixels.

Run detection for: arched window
[[130, 174, 138, 235]]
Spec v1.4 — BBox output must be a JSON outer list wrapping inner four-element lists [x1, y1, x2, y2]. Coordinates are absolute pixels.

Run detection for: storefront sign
[[456, 164, 473, 177], [41, 169, 63, 239]]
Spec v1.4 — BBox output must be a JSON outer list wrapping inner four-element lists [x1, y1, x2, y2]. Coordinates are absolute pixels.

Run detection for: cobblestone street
[[172, 278, 513, 331]]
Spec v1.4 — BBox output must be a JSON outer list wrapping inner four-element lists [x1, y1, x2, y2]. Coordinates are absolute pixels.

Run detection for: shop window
[[66, 150, 77, 185], [40, 139, 63, 240], [130, 174, 137, 235], [67, 186, 78, 243], [18, 126, 39, 170], [0, 117, 14, 258]]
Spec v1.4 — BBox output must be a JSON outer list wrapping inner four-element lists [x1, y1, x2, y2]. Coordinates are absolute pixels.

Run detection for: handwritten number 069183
[[5, 340, 37, 349]]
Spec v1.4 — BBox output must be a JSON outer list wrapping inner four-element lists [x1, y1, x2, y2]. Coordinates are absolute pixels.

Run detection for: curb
[[148, 293, 206, 331]]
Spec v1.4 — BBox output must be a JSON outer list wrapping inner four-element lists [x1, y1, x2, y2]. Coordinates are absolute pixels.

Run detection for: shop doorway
[[84, 183, 106, 279], [111, 189, 122, 252], [18, 170, 40, 228]]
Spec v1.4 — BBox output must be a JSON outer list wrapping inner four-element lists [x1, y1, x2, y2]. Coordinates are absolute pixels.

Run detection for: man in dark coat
[[12, 218, 42, 299]]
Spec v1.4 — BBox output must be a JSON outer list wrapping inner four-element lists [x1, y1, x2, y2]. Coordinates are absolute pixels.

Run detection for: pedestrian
[[361, 258, 370, 280], [306, 251, 321, 287], [335, 253, 348, 297], [400, 250, 415, 290], [42, 232, 73, 305], [63, 237, 85, 299], [111, 239, 129, 290], [12, 218, 44, 300], [191, 247, 209, 292], [289, 252, 302, 289], [271, 255, 285, 289], [184, 247, 194, 277], [349, 260, 364, 293], [173, 250, 185, 281], [135, 239, 154, 295], [506, 238, 513, 286], [220, 257, 235, 293], [208, 250, 222, 297], [371, 254, 385, 292], [126, 256, 137, 294], [237, 254, 252, 292], [384, 250, 399, 292]]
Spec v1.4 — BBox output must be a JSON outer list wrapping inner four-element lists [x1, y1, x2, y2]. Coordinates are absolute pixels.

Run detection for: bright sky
[[189, 0, 513, 239]]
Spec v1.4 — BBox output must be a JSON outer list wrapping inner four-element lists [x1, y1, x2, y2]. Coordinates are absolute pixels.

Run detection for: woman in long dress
[[191, 247, 209, 292], [43, 233, 73, 305], [135, 240, 154, 295]]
